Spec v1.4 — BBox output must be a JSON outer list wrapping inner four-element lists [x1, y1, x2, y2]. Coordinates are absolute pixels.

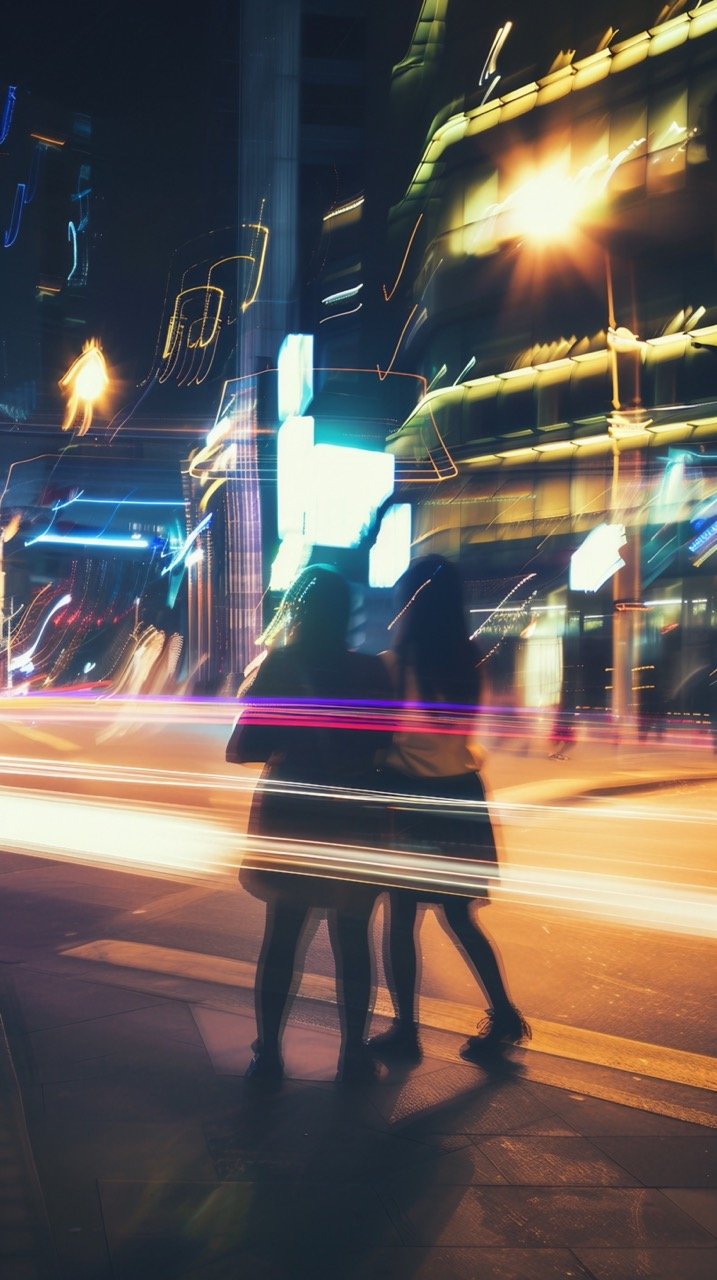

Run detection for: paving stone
[[660, 1189, 717, 1237], [475, 1136, 639, 1186], [587, 1135, 717, 1187], [99, 1177, 400, 1278], [32, 1118, 217, 1183], [378, 1185, 717, 1248], [207, 1122, 438, 1183], [9, 969, 164, 1033], [41, 1069, 239, 1124], [26, 1002, 211, 1083], [574, 1247, 717, 1279], [525, 1085, 717, 1137], [374, 1071, 565, 1136], [192, 1004, 339, 1081], [353, 1247, 593, 1279]]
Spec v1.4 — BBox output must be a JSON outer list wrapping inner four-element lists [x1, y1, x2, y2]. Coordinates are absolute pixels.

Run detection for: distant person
[[227, 565, 391, 1084], [367, 555, 530, 1065]]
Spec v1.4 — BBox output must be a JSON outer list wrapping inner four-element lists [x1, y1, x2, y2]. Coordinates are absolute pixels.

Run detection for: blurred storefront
[[365, 0, 717, 722]]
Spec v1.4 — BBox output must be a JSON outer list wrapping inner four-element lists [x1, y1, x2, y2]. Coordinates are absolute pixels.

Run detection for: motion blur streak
[[5, 694, 713, 753], [0, 783, 714, 938]]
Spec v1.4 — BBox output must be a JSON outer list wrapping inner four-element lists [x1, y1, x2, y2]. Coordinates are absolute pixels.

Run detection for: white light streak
[[321, 284, 363, 305], [9, 594, 72, 673]]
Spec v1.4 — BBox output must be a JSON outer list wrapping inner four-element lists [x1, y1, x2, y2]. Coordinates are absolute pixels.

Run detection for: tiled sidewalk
[[2, 954, 716, 1280], [0, 1013, 58, 1279]]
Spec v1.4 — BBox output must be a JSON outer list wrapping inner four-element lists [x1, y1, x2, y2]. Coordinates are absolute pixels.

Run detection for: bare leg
[[255, 899, 309, 1058]]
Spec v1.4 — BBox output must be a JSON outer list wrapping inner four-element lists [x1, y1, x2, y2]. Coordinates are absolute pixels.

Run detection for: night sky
[[2, 1, 239, 382]]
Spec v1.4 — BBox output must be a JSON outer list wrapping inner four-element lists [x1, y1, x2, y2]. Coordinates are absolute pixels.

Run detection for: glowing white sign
[[277, 333, 314, 422], [369, 504, 412, 588], [306, 445, 395, 549], [277, 416, 314, 539], [570, 523, 626, 592]]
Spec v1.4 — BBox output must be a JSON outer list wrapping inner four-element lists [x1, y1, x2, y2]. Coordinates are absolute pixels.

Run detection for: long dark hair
[[391, 555, 478, 705], [261, 564, 350, 655]]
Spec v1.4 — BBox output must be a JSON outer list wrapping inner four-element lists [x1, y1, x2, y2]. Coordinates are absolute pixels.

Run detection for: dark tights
[[255, 898, 373, 1059], [387, 891, 512, 1025]]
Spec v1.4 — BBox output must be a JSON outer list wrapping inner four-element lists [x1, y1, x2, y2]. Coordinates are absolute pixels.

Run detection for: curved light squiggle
[[9, 594, 71, 674]]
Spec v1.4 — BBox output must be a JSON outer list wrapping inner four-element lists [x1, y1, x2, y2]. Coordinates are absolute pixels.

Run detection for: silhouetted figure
[[227, 565, 390, 1083], [367, 555, 530, 1065]]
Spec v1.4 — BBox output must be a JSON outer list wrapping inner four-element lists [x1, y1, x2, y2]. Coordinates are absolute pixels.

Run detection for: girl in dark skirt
[[227, 565, 391, 1083], [368, 555, 530, 1065]]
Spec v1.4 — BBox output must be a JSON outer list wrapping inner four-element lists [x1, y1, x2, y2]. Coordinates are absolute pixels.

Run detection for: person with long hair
[[227, 565, 390, 1084], [367, 554, 530, 1065]]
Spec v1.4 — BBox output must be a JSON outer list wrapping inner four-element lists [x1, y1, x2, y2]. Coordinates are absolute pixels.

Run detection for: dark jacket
[[227, 644, 391, 903]]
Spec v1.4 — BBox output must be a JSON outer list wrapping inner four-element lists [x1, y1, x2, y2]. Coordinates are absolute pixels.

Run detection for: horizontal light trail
[[1, 785, 715, 939], [1, 754, 716, 832], [1, 693, 713, 752], [0, 754, 257, 795]]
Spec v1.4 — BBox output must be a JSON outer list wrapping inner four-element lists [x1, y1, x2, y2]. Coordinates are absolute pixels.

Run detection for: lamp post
[[604, 252, 650, 732], [513, 189, 647, 732], [0, 519, 22, 688]]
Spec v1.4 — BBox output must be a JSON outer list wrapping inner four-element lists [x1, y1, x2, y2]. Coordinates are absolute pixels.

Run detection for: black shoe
[[459, 1007, 531, 1062], [365, 1019, 422, 1064], [337, 1044, 380, 1085], [245, 1042, 284, 1083]]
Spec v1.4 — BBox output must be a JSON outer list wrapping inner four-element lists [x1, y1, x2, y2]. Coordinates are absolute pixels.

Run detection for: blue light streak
[[688, 519, 717, 555], [4, 183, 25, 248], [70, 496, 184, 508], [25, 533, 151, 550], [161, 514, 212, 575], [67, 220, 78, 281], [0, 85, 16, 146]]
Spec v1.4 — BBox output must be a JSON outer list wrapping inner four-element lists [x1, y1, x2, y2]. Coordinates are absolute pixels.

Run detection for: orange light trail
[[377, 305, 418, 382], [382, 213, 423, 302]]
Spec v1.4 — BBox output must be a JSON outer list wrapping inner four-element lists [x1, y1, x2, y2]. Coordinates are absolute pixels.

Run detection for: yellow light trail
[[1, 781, 715, 938]]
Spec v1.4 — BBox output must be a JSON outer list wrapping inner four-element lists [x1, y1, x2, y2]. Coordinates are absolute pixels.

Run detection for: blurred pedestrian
[[367, 555, 530, 1066], [227, 565, 390, 1084]]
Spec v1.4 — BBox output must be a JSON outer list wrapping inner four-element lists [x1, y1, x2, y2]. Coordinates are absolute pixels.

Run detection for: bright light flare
[[509, 165, 588, 243], [59, 339, 109, 435]]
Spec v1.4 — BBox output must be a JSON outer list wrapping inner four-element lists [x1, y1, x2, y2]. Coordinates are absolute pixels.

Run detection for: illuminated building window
[[648, 87, 688, 189], [568, 353, 611, 423], [608, 100, 647, 192], [571, 111, 610, 176], [687, 74, 717, 165], [494, 380, 535, 437], [460, 169, 499, 256]]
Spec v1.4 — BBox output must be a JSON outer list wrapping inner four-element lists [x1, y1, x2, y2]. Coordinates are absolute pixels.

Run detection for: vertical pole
[[0, 537, 5, 688], [6, 595, 12, 689]]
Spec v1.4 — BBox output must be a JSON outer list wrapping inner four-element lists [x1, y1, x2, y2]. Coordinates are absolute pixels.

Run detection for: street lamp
[[59, 339, 109, 436], [515, 174, 647, 731]]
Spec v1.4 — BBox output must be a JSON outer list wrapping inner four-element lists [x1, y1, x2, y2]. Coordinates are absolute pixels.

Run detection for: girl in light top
[[368, 555, 530, 1064]]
